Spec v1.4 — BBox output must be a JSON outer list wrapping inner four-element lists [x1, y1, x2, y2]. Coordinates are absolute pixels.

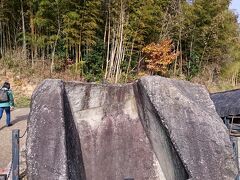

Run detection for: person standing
[[0, 82, 15, 127]]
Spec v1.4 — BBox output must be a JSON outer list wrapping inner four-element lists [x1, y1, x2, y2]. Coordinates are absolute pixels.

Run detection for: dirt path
[[0, 108, 29, 169]]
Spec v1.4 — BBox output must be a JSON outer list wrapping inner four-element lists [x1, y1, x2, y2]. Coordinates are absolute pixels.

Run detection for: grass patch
[[15, 96, 31, 108], [207, 81, 240, 93]]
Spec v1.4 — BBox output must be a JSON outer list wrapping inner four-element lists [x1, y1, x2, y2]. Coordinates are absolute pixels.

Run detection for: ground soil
[[0, 108, 29, 170]]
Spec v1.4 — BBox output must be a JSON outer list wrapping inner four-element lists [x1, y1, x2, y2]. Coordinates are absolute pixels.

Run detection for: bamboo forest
[[0, 0, 239, 86]]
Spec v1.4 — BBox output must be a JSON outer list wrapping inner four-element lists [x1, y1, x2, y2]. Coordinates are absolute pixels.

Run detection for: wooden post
[[0, 174, 7, 180], [12, 129, 20, 180]]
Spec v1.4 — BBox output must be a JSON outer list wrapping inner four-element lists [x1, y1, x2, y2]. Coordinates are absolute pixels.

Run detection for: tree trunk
[[104, 5, 111, 80], [30, 8, 36, 67], [0, 22, 3, 58], [125, 40, 134, 82], [174, 40, 179, 76], [50, 27, 60, 74], [115, 0, 124, 83], [50, 3, 61, 74], [20, 0, 27, 60], [7, 24, 11, 53]]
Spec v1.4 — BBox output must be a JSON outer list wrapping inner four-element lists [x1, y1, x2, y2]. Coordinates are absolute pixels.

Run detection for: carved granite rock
[[26, 76, 238, 180], [27, 80, 69, 180], [136, 76, 237, 180]]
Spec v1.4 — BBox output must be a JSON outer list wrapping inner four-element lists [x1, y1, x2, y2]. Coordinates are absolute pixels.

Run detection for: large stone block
[[136, 76, 237, 180], [26, 76, 238, 180], [27, 80, 69, 180]]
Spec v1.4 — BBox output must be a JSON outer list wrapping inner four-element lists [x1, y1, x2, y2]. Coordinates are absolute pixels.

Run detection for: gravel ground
[[0, 108, 29, 169]]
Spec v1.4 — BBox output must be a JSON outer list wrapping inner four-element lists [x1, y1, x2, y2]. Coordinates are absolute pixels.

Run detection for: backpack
[[0, 88, 9, 103]]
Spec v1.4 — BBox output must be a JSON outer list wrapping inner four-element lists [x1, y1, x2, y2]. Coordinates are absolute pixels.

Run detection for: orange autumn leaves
[[142, 39, 179, 75]]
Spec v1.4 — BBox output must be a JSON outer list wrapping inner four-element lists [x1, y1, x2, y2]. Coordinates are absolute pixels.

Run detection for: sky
[[230, 0, 240, 22]]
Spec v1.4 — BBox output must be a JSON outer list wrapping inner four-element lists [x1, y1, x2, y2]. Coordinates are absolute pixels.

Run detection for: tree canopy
[[0, 0, 239, 84]]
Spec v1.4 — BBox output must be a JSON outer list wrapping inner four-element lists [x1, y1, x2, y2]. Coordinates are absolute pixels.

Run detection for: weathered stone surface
[[65, 82, 172, 180], [210, 89, 240, 117], [136, 76, 237, 180], [26, 77, 238, 180], [134, 81, 188, 180], [26, 80, 68, 180]]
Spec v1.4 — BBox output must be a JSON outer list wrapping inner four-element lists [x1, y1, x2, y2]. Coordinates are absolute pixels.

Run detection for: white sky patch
[[230, 0, 240, 23]]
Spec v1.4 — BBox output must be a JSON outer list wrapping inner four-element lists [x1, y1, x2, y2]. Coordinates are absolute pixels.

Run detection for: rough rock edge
[[133, 82, 189, 179], [137, 76, 238, 179], [26, 77, 238, 180], [27, 79, 68, 179]]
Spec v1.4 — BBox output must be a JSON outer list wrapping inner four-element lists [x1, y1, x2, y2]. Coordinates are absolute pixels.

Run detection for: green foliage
[[84, 40, 104, 81], [0, 0, 239, 85], [15, 95, 31, 108], [188, 51, 200, 79], [168, 0, 239, 80]]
